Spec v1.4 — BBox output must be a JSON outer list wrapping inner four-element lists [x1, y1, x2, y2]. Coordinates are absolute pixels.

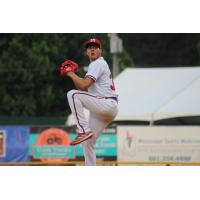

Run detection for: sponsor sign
[[0, 126, 29, 162], [0, 130, 6, 157], [30, 127, 117, 162], [71, 130, 117, 157], [30, 128, 75, 162], [118, 126, 200, 163]]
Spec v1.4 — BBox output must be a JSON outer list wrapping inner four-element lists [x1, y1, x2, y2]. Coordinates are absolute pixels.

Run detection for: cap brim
[[85, 42, 101, 49]]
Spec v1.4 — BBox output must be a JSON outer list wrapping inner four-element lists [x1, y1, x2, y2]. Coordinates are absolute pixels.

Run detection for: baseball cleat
[[70, 132, 94, 146]]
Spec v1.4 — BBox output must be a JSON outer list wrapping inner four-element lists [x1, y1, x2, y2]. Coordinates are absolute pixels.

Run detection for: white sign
[[117, 126, 200, 163]]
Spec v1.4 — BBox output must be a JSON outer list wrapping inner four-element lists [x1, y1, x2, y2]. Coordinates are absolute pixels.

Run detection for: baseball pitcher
[[60, 38, 118, 165]]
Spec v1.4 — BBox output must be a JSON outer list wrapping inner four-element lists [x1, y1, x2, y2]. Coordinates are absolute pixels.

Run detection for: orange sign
[[35, 128, 72, 162]]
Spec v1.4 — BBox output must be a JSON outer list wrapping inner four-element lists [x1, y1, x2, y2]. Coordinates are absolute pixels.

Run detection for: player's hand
[[60, 59, 79, 76]]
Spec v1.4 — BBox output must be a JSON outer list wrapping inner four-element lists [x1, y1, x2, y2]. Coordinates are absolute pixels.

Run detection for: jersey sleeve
[[85, 61, 103, 82]]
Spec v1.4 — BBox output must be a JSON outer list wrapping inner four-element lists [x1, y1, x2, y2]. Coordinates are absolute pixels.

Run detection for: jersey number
[[109, 74, 116, 91]]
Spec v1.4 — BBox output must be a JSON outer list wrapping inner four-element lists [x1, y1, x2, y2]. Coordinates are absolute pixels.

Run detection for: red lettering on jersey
[[109, 74, 116, 91]]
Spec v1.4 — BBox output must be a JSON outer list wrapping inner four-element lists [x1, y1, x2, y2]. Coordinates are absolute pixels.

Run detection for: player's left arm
[[67, 72, 94, 91]]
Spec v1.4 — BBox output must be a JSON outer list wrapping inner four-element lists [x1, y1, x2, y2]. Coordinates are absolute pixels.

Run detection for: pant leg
[[67, 90, 91, 133], [67, 89, 118, 166], [67, 89, 118, 133], [81, 112, 116, 166]]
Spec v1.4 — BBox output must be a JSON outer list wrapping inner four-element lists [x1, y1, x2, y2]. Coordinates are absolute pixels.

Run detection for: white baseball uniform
[[67, 57, 118, 165]]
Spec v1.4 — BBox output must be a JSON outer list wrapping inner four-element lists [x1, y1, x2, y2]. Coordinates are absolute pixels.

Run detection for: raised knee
[[67, 90, 78, 99]]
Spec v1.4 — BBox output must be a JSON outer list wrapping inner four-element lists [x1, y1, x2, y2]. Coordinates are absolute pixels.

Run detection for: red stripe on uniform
[[85, 75, 96, 82]]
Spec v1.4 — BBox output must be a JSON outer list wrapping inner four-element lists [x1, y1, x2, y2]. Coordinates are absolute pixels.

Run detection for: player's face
[[86, 46, 102, 61]]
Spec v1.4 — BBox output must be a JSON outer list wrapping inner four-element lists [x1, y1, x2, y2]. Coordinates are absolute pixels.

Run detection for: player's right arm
[[67, 72, 94, 91]]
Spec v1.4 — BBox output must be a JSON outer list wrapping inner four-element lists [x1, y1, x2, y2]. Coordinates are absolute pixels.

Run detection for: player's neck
[[90, 56, 101, 62]]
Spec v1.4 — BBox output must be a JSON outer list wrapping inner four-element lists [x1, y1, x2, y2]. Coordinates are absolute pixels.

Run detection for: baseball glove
[[60, 59, 79, 76]]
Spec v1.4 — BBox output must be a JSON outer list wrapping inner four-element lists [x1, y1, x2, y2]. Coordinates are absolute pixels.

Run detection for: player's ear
[[99, 48, 102, 54], [86, 50, 89, 57]]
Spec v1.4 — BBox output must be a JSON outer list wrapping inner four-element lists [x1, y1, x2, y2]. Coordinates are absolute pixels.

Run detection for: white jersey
[[85, 57, 118, 99]]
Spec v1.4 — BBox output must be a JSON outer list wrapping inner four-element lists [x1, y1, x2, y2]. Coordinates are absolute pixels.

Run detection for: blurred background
[[0, 33, 200, 165], [1, 33, 200, 121]]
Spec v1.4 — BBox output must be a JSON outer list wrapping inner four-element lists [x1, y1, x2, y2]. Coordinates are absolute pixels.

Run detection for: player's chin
[[90, 55, 98, 61]]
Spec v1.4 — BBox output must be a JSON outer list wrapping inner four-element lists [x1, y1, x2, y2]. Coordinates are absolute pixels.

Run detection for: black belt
[[105, 97, 118, 102]]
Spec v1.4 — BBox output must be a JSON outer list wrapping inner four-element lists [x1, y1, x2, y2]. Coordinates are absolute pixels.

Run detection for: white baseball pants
[[67, 89, 118, 166]]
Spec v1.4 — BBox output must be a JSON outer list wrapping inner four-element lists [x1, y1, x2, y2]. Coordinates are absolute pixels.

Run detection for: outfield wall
[[0, 126, 116, 163], [1, 125, 200, 165]]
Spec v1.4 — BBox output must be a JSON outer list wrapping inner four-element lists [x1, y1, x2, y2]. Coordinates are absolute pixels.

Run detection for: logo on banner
[[122, 131, 137, 157], [33, 128, 74, 162], [0, 130, 6, 157]]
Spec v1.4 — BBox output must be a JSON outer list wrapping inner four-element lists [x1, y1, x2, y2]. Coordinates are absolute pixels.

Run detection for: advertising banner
[[30, 127, 117, 162], [117, 126, 200, 163], [0, 126, 29, 162], [0, 130, 6, 158], [30, 127, 74, 162]]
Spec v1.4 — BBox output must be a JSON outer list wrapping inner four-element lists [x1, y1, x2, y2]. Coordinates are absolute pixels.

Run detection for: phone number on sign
[[149, 155, 191, 162]]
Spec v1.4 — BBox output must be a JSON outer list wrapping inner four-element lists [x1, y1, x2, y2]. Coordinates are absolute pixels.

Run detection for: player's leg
[[67, 89, 118, 132], [81, 137, 96, 166], [81, 112, 114, 166], [67, 89, 118, 146], [67, 90, 91, 134]]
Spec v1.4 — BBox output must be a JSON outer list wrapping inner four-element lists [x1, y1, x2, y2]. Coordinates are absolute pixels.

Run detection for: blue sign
[[0, 126, 29, 162]]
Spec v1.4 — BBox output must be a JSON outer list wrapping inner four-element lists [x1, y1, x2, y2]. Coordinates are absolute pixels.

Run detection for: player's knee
[[67, 90, 78, 100]]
